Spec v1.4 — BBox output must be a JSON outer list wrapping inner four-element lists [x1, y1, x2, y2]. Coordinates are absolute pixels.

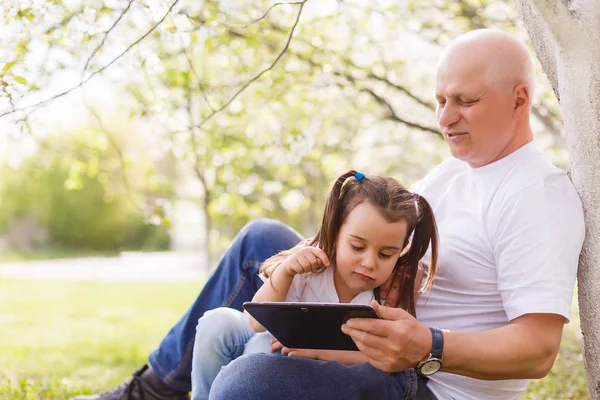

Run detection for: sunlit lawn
[[0, 279, 589, 399], [0, 249, 120, 263]]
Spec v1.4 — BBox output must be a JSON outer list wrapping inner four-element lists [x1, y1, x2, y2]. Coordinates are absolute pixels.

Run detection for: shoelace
[[124, 365, 148, 400], [97, 365, 148, 400], [123, 373, 145, 400]]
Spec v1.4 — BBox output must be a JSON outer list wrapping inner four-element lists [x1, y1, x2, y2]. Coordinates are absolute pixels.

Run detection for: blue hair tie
[[355, 172, 365, 181]]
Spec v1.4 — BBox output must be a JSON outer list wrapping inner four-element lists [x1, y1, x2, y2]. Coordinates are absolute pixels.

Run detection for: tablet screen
[[243, 302, 380, 351]]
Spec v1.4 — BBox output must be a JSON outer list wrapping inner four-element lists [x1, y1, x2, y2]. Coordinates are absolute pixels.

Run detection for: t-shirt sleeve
[[409, 179, 424, 194], [284, 272, 308, 302], [492, 182, 584, 322]]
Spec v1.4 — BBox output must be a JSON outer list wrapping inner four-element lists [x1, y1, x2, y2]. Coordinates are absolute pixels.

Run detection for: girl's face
[[333, 201, 409, 302]]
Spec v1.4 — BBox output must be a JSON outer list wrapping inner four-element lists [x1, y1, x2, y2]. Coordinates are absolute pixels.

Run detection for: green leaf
[[17, 8, 35, 21], [2, 61, 16, 74], [14, 76, 27, 84]]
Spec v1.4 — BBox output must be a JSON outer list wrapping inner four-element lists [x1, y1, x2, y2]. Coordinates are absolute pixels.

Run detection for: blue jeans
[[209, 354, 418, 400], [190, 307, 274, 400], [148, 218, 423, 399], [148, 218, 303, 392]]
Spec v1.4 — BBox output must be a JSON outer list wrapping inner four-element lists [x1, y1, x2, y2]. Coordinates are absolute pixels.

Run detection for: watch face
[[420, 359, 442, 376]]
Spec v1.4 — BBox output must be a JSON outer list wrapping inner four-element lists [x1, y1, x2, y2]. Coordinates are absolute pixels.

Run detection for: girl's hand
[[283, 347, 320, 360], [281, 246, 330, 276], [270, 337, 285, 353]]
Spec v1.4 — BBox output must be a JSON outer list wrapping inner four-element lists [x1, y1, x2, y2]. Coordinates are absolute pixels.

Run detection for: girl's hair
[[260, 170, 439, 317]]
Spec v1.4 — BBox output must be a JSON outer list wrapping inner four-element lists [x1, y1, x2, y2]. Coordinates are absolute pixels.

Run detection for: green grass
[[0, 248, 120, 263], [0, 279, 589, 399], [0, 279, 201, 399]]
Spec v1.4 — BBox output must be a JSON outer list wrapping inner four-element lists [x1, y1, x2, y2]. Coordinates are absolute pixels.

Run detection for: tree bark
[[515, 0, 600, 398]]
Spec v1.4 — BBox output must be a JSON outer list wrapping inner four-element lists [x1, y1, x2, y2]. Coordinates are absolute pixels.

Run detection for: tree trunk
[[515, 1, 600, 397]]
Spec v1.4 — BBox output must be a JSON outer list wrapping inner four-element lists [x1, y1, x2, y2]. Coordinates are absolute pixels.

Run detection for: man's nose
[[437, 103, 460, 127]]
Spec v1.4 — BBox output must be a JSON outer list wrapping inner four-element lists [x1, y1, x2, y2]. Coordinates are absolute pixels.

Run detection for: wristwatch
[[416, 327, 444, 376]]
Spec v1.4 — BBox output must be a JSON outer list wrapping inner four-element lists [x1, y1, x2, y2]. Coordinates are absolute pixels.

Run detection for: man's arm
[[341, 301, 564, 379], [443, 313, 564, 379]]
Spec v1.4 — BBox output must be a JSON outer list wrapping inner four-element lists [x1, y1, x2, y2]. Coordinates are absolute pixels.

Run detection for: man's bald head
[[438, 29, 536, 100], [434, 29, 535, 167]]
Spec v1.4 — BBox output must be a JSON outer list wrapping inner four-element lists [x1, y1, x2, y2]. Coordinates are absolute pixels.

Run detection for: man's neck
[[475, 126, 534, 168]]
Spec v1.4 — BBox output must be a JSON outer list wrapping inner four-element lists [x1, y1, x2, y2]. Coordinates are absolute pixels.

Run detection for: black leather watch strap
[[429, 327, 444, 359]]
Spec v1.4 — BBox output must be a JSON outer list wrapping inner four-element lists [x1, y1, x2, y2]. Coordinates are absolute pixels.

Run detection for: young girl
[[190, 170, 439, 400]]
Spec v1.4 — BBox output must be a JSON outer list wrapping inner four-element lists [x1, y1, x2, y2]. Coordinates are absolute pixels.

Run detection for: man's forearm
[[441, 313, 564, 380]]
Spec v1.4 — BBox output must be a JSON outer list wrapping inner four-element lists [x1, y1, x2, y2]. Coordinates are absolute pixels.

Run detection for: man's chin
[[448, 147, 469, 161], [448, 144, 477, 161]]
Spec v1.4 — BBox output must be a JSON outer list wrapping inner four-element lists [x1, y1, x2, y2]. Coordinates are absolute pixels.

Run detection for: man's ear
[[513, 84, 530, 117]]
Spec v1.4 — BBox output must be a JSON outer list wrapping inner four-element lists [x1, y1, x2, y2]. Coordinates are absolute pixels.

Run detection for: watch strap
[[429, 327, 444, 359]]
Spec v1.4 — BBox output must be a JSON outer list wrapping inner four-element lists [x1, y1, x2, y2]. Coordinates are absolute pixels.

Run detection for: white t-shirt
[[284, 265, 375, 304], [413, 142, 585, 400]]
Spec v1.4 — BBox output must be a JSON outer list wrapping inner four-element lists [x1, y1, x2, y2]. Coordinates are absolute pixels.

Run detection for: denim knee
[[195, 307, 252, 349], [240, 218, 301, 247]]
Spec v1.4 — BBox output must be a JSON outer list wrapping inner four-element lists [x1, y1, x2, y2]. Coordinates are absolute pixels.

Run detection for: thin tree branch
[[225, 1, 306, 29], [182, 48, 216, 112], [360, 87, 441, 136], [292, 51, 441, 137], [367, 71, 436, 110], [0, 0, 181, 119], [80, 0, 135, 83], [81, 91, 144, 212], [262, 17, 438, 112], [189, 7, 438, 137], [322, 64, 438, 136], [190, 0, 307, 131]]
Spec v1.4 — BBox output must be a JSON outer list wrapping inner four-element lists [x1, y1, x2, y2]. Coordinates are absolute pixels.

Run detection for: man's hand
[[341, 300, 432, 373], [380, 262, 426, 307], [379, 269, 404, 307]]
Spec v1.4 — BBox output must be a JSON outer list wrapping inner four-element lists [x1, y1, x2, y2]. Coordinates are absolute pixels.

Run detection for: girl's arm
[[286, 349, 368, 366], [248, 246, 330, 332], [248, 266, 296, 332]]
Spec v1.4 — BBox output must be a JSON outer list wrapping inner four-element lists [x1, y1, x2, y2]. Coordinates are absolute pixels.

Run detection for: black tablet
[[243, 301, 380, 351]]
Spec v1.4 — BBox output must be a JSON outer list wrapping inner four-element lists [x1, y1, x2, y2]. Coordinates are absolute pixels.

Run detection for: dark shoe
[[72, 365, 190, 400]]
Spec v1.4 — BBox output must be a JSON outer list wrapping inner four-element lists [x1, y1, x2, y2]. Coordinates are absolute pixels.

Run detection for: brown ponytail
[[393, 195, 439, 316], [310, 170, 358, 262]]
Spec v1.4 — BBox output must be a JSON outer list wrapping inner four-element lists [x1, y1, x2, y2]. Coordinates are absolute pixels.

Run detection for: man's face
[[435, 57, 517, 168]]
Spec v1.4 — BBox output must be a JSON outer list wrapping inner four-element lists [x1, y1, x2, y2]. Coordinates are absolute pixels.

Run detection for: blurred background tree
[[0, 126, 172, 254], [0, 0, 567, 265]]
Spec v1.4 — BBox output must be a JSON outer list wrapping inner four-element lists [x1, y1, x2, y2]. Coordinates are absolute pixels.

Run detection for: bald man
[[77, 30, 584, 400], [207, 29, 584, 400]]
